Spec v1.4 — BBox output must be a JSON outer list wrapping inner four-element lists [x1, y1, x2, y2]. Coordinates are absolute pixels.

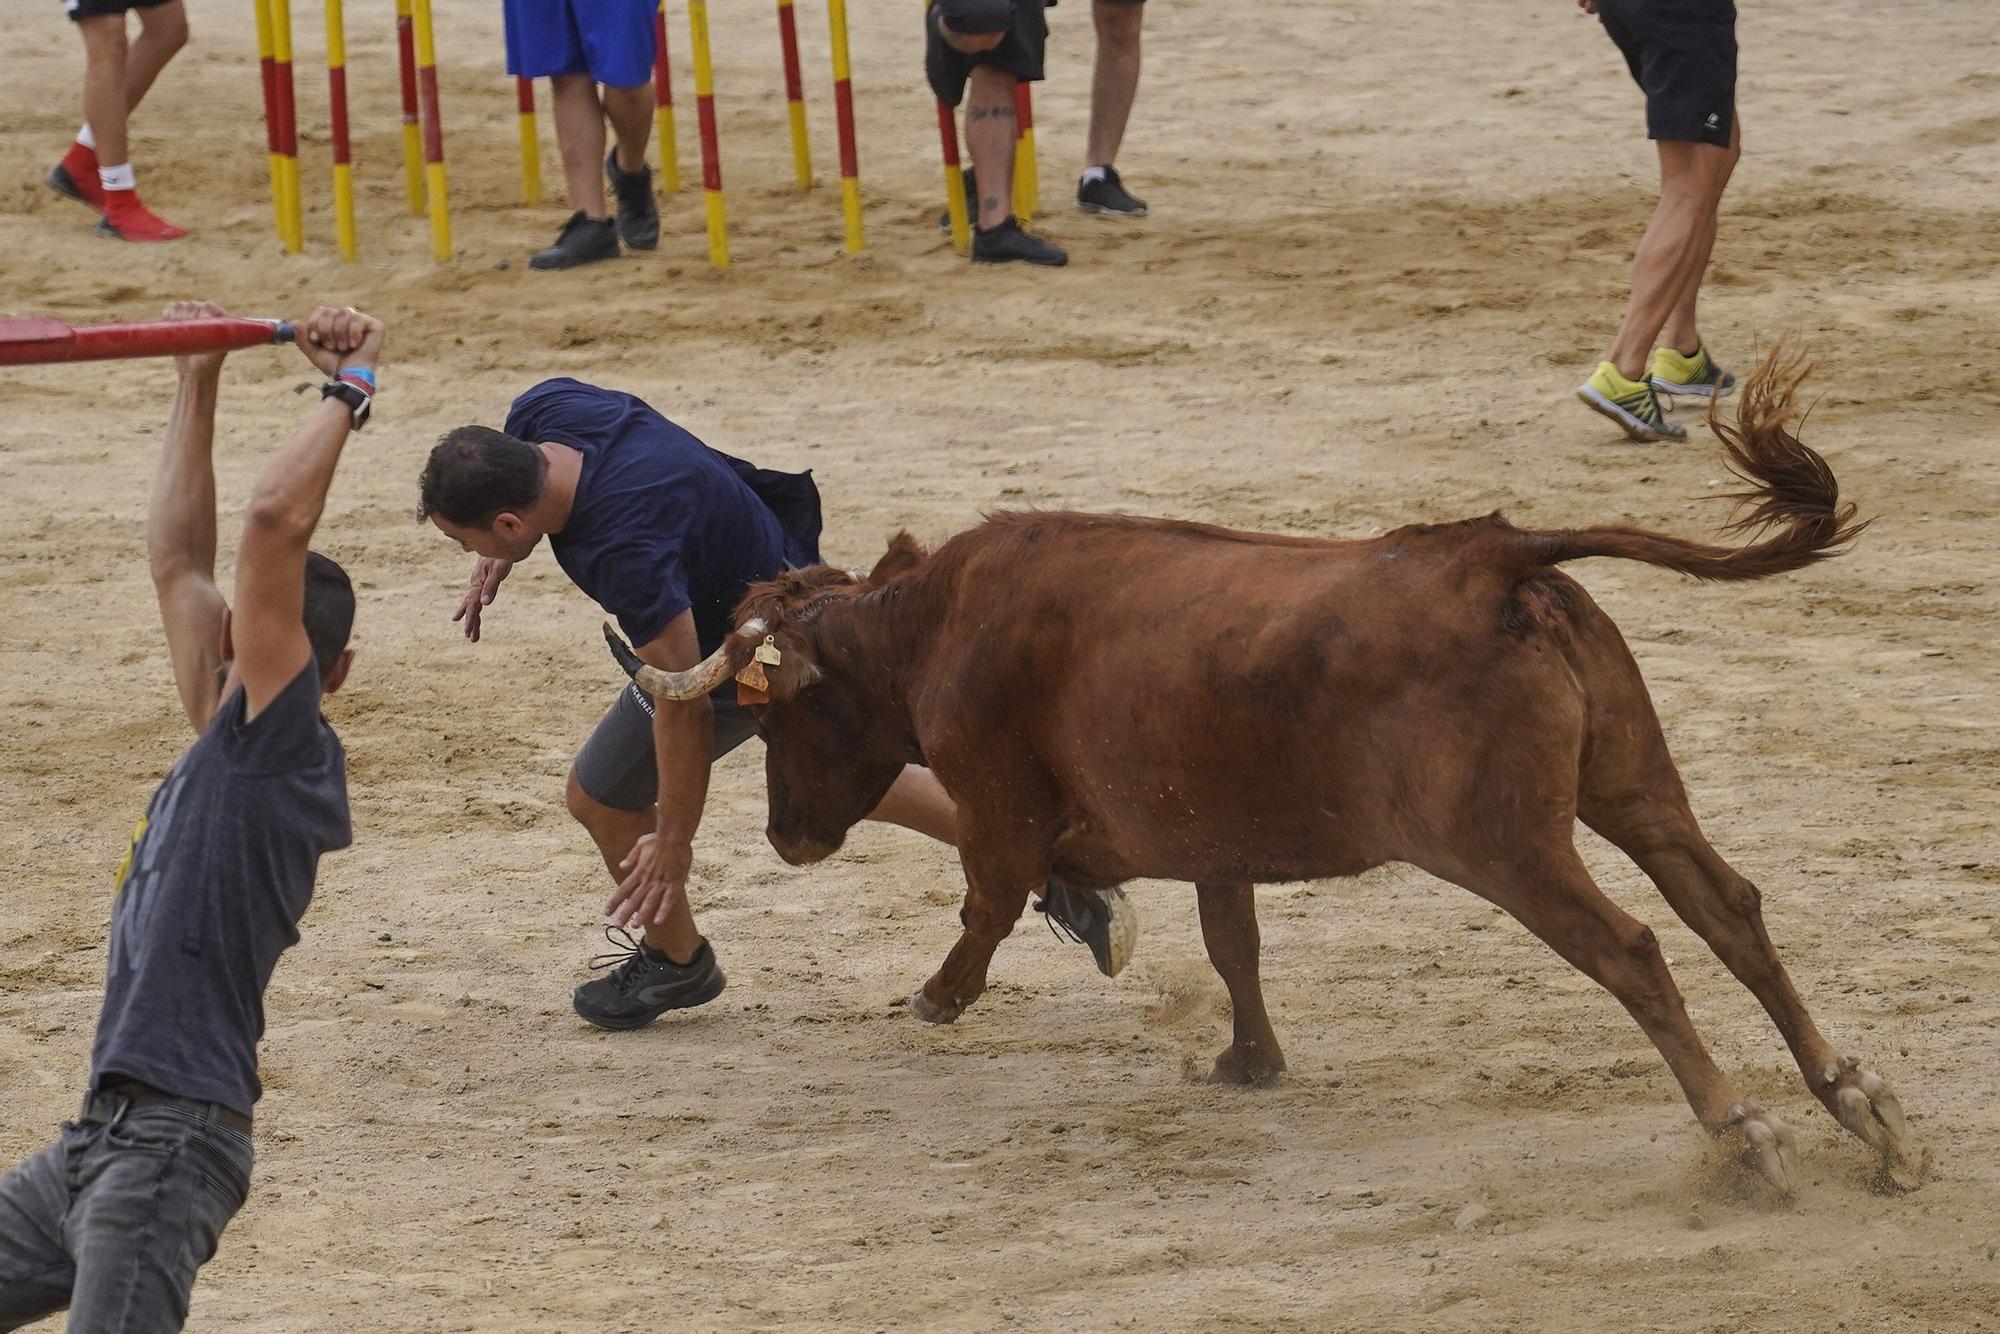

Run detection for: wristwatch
[[320, 377, 372, 430]]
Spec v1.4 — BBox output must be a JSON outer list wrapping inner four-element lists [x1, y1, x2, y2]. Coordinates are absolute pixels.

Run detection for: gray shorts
[[572, 681, 761, 812]]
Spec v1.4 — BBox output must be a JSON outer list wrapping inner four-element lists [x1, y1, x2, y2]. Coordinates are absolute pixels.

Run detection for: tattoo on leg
[[983, 196, 1002, 213], [967, 105, 1017, 122]]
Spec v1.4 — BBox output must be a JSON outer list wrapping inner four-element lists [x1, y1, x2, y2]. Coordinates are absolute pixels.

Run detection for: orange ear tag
[[735, 656, 770, 704], [736, 678, 771, 706]]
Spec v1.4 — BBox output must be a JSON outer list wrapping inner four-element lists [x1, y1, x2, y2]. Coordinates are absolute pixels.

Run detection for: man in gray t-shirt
[[0, 302, 379, 1334]]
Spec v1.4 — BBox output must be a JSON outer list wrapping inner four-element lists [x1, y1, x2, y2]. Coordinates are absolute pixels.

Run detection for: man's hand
[[165, 299, 231, 380], [1577, 0, 1598, 13], [295, 305, 385, 377], [453, 556, 512, 642], [606, 832, 694, 929]]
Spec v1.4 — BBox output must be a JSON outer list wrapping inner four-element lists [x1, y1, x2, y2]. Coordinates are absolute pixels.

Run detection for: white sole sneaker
[[1576, 384, 1687, 442]]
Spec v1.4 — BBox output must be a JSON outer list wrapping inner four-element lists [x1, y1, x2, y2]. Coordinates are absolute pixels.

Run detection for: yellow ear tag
[[754, 636, 783, 667]]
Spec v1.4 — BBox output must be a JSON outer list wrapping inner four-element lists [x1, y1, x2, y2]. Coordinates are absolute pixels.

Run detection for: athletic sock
[[1080, 165, 1109, 185], [77, 122, 96, 149], [98, 162, 136, 192]]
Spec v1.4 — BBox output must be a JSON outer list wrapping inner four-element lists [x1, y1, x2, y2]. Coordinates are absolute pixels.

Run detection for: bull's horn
[[602, 622, 734, 701]]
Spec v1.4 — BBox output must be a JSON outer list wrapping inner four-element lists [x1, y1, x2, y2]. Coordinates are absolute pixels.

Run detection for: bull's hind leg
[[1583, 789, 1922, 1184], [1448, 845, 1799, 1193], [1195, 882, 1285, 1086]]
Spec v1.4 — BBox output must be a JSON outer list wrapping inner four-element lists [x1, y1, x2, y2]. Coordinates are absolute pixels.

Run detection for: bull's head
[[603, 533, 930, 866]]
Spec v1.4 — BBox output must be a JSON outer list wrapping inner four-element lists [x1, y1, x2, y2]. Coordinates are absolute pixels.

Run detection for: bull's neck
[[815, 587, 935, 761]]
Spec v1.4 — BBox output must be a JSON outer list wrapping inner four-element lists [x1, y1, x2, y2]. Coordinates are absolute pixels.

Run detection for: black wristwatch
[[320, 379, 372, 430]]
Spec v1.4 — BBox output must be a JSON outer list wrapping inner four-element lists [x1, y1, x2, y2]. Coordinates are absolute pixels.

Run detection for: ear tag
[[735, 657, 769, 692], [736, 678, 771, 706], [754, 636, 783, 667]]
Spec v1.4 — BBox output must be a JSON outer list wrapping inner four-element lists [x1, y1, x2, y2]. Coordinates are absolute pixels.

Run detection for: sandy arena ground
[[3, 0, 1998, 1328]]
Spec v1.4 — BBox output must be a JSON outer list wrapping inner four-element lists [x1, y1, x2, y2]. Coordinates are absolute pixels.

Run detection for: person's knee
[[1093, 1, 1143, 47], [143, 3, 191, 53], [967, 63, 1016, 99], [565, 765, 610, 829], [78, 15, 128, 62]]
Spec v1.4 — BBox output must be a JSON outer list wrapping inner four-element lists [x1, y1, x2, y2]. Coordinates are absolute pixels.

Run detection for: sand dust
[[2, 0, 1998, 1328]]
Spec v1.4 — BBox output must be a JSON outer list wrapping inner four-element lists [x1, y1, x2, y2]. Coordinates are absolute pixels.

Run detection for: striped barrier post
[[936, 100, 970, 253], [325, 0, 357, 261], [688, 0, 729, 267], [395, 0, 424, 214], [252, 0, 286, 247], [775, 0, 811, 190], [271, 0, 302, 252], [516, 76, 542, 204], [410, 0, 452, 260], [653, 1, 680, 193], [1012, 82, 1037, 222], [826, 0, 863, 251]]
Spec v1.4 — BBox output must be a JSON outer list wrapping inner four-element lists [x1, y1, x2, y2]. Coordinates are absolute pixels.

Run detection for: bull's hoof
[[1823, 1055, 1928, 1192], [1205, 1041, 1285, 1087], [1723, 1102, 1799, 1196], [908, 987, 963, 1025]]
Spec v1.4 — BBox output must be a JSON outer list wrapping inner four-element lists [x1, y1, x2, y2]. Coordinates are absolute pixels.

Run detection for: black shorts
[[1596, 0, 1736, 148], [926, 0, 1048, 107], [571, 681, 761, 813], [65, 0, 174, 20]]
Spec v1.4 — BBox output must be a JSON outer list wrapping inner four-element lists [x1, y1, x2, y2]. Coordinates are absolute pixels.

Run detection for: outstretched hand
[[453, 556, 512, 642], [606, 832, 694, 929], [164, 300, 231, 379], [295, 305, 385, 377], [1576, 0, 1598, 13]]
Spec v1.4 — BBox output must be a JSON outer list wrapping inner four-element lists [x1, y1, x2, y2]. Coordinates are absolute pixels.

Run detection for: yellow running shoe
[[1576, 361, 1687, 442], [1648, 342, 1737, 400]]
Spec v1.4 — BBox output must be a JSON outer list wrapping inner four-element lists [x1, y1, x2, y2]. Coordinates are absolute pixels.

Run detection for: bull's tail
[[1522, 349, 1868, 582]]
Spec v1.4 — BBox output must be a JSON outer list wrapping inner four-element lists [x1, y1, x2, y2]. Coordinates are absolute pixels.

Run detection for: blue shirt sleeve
[[581, 536, 694, 648]]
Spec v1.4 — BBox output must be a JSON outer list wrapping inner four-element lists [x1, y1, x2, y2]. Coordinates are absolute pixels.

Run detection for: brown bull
[[606, 354, 1920, 1193]]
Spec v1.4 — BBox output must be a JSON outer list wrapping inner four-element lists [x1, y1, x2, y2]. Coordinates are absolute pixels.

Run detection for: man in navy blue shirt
[[0, 301, 373, 1331], [417, 380, 1134, 1029]]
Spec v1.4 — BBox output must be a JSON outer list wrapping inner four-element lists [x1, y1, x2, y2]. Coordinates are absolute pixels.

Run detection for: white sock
[[98, 162, 136, 192], [1081, 165, 1109, 184], [77, 123, 95, 150]]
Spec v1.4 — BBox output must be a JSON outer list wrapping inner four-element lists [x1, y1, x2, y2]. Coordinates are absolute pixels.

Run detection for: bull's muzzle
[[603, 618, 767, 701]]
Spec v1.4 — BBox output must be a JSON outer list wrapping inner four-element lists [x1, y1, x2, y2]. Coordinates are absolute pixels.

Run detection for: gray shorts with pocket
[[572, 681, 761, 812]]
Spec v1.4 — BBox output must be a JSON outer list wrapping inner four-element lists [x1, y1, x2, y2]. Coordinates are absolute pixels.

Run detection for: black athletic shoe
[[606, 150, 659, 252], [1076, 166, 1147, 217], [572, 927, 726, 1030], [530, 211, 620, 270], [972, 216, 1068, 267], [1036, 884, 1137, 978], [936, 165, 977, 233], [47, 162, 96, 208]]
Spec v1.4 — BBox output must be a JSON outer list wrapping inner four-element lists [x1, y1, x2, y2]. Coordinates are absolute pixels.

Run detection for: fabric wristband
[[336, 368, 377, 395]]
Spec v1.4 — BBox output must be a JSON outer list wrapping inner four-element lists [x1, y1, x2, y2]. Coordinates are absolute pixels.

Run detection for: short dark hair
[[416, 426, 547, 527], [303, 551, 356, 679]]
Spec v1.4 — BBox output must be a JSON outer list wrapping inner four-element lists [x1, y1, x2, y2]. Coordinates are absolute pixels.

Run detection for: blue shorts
[[505, 0, 657, 88]]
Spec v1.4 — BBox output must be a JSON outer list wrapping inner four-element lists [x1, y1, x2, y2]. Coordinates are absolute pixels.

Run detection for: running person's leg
[[61, 0, 188, 240], [1078, 0, 1148, 217], [578, 0, 659, 250]]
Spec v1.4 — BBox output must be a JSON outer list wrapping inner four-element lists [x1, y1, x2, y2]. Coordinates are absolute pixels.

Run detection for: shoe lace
[[587, 926, 648, 991], [1034, 888, 1086, 945]]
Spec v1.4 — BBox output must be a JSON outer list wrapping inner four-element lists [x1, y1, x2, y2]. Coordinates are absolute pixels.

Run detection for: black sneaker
[[606, 150, 659, 252], [1077, 166, 1147, 217], [572, 927, 726, 1030], [937, 165, 977, 233], [1035, 884, 1137, 978], [972, 216, 1068, 267], [530, 211, 619, 270]]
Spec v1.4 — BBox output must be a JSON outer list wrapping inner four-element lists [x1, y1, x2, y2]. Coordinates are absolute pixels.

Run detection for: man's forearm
[[653, 700, 716, 848], [149, 372, 220, 583], [242, 397, 353, 545]]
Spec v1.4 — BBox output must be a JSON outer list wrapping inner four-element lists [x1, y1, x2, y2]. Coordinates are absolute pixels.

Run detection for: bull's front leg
[[1196, 881, 1285, 1085], [909, 836, 1041, 1025]]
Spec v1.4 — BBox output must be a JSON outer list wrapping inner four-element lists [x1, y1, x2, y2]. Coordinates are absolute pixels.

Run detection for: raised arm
[[231, 306, 383, 719], [149, 301, 233, 732]]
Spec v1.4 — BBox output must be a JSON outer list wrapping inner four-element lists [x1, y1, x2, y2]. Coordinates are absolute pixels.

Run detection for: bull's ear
[[764, 629, 825, 700], [867, 531, 928, 584]]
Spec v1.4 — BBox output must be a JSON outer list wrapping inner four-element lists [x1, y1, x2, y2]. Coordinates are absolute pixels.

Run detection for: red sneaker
[[99, 189, 188, 242], [47, 142, 105, 211]]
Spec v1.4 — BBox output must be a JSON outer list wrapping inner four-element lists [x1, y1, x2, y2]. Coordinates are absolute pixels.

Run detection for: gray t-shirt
[[90, 662, 350, 1116]]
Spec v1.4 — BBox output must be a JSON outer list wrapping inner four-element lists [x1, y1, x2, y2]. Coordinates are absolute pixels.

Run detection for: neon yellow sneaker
[[1648, 342, 1737, 400], [1576, 361, 1687, 442]]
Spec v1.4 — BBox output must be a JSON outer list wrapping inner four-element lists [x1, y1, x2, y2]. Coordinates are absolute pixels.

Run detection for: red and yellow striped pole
[[325, 0, 357, 261], [252, 0, 286, 247], [652, 1, 679, 193], [936, 101, 970, 253], [516, 76, 542, 204], [688, 0, 729, 267], [271, 0, 302, 252], [1012, 82, 1037, 222], [410, 0, 451, 261], [775, 0, 811, 190], [395, 0, 424, 214], [827, 0, 862, 251]]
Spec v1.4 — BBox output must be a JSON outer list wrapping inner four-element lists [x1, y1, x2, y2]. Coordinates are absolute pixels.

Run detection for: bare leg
[[1604, 137, 1737, 380], [1658, 110, 1742, 356], [78, 16, 130, 169], [963, 65, 1017, 230], [1447, 844, 1798, 1192], [1195, 882, 1284, 1085], [1084, 0, 1143, 171], [124, 0, 188, 113], [867, 764, 958, 845], [551, 73, 610, 218], [600, 81, 653, 175], [565, 768, 700, 963]]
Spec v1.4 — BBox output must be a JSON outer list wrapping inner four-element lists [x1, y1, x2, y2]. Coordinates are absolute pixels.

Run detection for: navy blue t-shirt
[[91, 662, 351, 1117], [505, 379, 822, 653]]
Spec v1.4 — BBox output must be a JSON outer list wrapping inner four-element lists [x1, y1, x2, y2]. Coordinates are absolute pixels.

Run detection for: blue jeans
[[0, 1104, 252, 1332]]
